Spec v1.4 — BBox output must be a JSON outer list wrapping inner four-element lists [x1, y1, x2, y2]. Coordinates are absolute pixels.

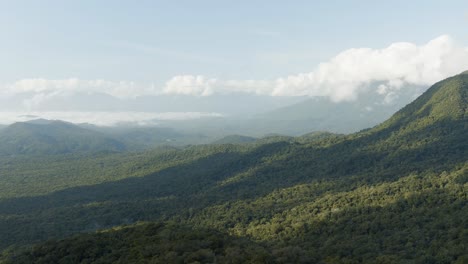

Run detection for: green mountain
[[83, 125, 210, 149], [379, 72, 467, 128], [0, 120, 126, 155], [212, 134, 257, 144], [297, 131, 343, 143], [0, 73, 467, 263], [358, 72, 468, 157]]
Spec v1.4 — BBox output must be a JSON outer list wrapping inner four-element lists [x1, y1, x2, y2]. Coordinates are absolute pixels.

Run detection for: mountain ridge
[[378, 73, 467, 129], [0, 120, 126, 155], [211, 135, 257, 145]]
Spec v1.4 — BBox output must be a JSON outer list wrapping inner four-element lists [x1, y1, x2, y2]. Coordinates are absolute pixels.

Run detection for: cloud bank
[[163, 35, 468, 101], [1, 35, 468, 108], [3, 79, 143, 99]]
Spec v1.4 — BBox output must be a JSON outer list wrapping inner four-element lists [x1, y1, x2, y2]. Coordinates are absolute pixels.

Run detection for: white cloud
[[163, 35, 468, 101], [163, 75, 217, 96], [2, 35, 467, 107]]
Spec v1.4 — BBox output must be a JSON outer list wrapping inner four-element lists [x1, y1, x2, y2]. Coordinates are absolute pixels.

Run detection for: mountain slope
[[353, 72, 468, 159], [252, 83, 428, 135], [5, 222, 274, 264], [376, 72, 467, 130], [0, 73, 467, 263], [212, 135, 257, 144], [84, 125, 210, 149], [0, 120, 126, 155]]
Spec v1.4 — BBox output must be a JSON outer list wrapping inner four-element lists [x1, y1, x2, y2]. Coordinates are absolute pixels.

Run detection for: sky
[[0, 1, 467, 125]]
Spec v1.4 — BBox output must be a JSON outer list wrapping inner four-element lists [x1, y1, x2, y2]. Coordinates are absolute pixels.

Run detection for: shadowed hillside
[[0, 73, 467, 263]]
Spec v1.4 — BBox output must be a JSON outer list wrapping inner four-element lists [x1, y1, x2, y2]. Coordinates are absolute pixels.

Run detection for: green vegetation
[[211, 135, 257, 145], [0, 73, 467, 263], [4, 222, 273, 264], [0, 120, 125, 155], [90, 126, 210, 149]]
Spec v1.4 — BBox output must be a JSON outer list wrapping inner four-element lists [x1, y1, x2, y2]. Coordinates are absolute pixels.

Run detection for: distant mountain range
[[211, 135, 257, 144], [161, 83, 428, 136], [0, 120, 126, 155], [0, 82, 429, 138], [0, 78, 456, 156]]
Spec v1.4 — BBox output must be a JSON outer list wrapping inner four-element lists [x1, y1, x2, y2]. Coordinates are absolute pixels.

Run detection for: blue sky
[[1, 0, 467, 83], [0, 1, 468, 125]]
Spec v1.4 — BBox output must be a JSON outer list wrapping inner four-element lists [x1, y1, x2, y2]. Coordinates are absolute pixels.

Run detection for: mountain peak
[[377, 73, 467, 132]]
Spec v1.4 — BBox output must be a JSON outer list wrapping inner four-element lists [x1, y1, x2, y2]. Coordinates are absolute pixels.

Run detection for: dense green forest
[[0, 120, 214, 155], [211, 134, 257, 145], [0, 73, 467, 263]]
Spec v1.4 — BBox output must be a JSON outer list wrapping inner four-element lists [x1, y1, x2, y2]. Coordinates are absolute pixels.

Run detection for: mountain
[[358, 72, 468, 154], [83, 125, 210, 149], [0, 73, 466, 263], [0, 119, 126, 155], [377, 72, 467, 129], [297, 131, 343, 143], [164, 84, 428, 137], [212, 135, 257, 144], [250, 83, 428, 135]]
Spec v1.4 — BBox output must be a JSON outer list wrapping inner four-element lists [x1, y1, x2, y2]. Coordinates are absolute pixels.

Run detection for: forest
[[0, 73, 466, 263]]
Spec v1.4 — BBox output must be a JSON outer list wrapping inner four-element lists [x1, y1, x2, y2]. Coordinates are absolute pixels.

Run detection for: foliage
[[211, 135, 257, 145], [2, 222, 274, 264], [0, 73, 467, 263], [0, 121, 125, 155]]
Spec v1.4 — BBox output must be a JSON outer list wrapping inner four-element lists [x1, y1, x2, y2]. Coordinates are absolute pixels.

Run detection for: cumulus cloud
[[2, 35, 468, 107], [162, 76, 273, 96], [163, 75, 217, 96], [163, 35, 468, 101]]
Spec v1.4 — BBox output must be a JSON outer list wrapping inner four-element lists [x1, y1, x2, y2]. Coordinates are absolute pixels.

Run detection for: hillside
[[212, 135, 257, 144], [84, 125, 210, 149], [0, 120, 126, 155], [6, 222, 274, 264], [0, 73, 467, 263]]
